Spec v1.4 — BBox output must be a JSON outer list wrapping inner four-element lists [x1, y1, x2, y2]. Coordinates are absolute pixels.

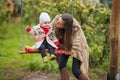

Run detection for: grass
[[0, 22, 111, 80], [0, 22, 60, 79]]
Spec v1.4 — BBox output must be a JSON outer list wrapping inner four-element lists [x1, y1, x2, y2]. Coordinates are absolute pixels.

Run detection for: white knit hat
[[39, 12, 50, 24]]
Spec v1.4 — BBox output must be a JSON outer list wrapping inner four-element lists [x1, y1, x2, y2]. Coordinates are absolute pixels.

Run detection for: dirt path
[[19, 71, 76, 80], [0, 69, 107, 80], [22, 73, 58, 80], [18, 71, 60, 80], [0, 69, 76, 80]]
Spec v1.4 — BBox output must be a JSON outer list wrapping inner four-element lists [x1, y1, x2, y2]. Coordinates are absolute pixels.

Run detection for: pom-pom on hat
[[39, 12, 50, 24]]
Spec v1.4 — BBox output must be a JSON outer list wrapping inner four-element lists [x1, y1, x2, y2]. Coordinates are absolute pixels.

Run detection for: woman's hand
[[64, 51, 71, 56]]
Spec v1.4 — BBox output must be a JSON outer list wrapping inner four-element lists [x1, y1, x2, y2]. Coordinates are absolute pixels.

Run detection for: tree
[[109, 0, 120, 80]]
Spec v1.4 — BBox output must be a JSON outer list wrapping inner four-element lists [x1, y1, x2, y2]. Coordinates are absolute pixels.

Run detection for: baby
[[26, 12, 59, 63]]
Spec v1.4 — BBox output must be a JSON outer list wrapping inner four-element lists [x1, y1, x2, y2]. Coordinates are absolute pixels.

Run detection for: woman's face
[[54, 17, 64, 29]]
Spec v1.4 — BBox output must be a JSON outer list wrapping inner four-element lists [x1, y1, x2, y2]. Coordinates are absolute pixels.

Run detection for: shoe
[[43, 56, 48, 63], [49, 54, 56, 60]]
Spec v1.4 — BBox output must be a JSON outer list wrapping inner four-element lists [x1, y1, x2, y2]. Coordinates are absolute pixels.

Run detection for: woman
[[51, 14, 90, 80]]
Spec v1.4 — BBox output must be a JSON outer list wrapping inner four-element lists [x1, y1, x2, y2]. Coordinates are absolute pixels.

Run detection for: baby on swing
[[25, 12, 60, 63]]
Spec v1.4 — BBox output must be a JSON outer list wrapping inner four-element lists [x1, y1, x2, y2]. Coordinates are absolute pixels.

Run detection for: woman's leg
[[72, 57, 90, 80], [78, 73, 90, 80], [72, 57, 81, 79], [58, 54, 69, 80]]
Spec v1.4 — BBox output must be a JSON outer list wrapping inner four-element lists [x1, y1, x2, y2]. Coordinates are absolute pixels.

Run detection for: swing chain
[[72, 0, 74, 16], [20, 0, 23, 50]]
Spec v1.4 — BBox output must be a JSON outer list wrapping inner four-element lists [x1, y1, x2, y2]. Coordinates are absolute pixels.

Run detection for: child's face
[[41, 22, 50, 27]]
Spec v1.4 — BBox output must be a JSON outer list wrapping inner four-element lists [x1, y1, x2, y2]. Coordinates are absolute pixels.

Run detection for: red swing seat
[[19, 48, 48, 54], [19, 46, 63, 55]]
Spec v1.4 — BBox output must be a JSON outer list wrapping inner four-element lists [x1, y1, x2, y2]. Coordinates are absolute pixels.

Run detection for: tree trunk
[[109, 0, 120, 80]]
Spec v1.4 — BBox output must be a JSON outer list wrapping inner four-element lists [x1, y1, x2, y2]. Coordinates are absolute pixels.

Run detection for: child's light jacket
[[28, 24, 59, 49]]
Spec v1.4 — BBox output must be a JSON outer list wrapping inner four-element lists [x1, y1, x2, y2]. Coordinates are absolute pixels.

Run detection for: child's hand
[[25, 46, 33, 53], [26, 26, 31, 32], [33, 36, 40, 42]]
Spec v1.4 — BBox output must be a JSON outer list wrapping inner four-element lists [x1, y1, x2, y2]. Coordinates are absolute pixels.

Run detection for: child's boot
[[50, 54, 56, 60], [43, 56, 48, 63]]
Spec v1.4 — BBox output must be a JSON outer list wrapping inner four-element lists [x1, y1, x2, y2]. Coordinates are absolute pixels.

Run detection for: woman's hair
[[62, 13, 73, 51]]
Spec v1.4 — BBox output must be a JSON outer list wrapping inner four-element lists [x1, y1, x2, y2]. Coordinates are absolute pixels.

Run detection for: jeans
[[58, 54, 82, 79], [38, 40, 55, 58]]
